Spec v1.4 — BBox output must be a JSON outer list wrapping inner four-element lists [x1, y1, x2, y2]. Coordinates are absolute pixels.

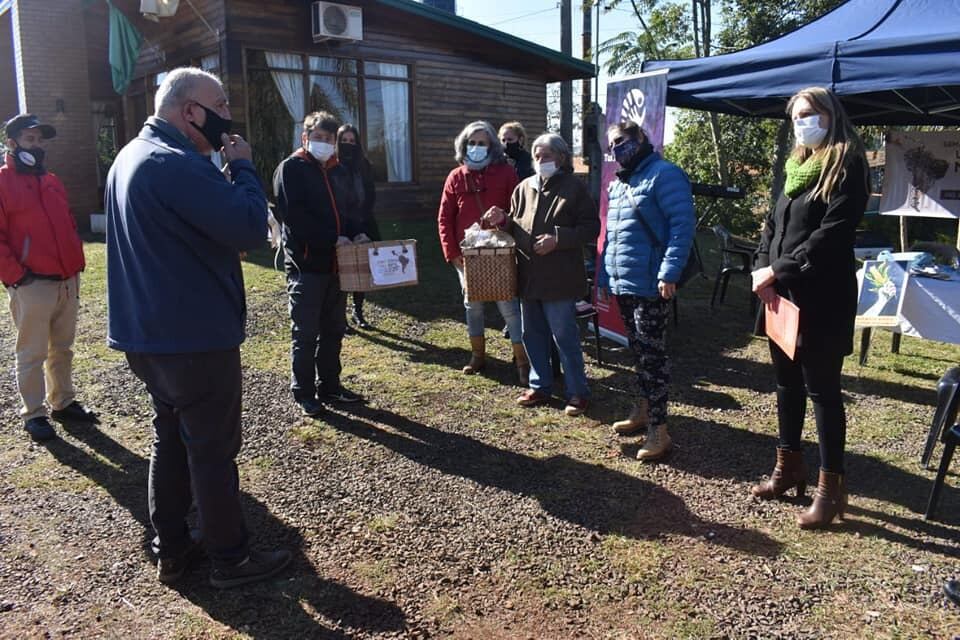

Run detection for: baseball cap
[[4, 114, 57, 141]]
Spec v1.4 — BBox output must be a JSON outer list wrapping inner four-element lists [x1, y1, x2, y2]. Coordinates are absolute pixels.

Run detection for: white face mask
[[536, 161, 558, 179], [308, 140, 335, 162], [793, 115, 828, 148]]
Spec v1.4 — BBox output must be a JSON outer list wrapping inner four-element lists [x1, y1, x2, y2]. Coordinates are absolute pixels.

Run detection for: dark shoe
[[516, 389, 550, 407], [352, 309, 371, 329], [502, 325, 510, 340], [797, 469, 846, 530], [323, 386, 363, 404], [24, 417, 57, 442], [50, 401, 99, 424], [298, 398, 325, 417], [209, 548, 292, 589], [752, 447, 808, 500], [945, 579, 960, 606], [564, 396, 589, 417], [157, 539, 203, 584]]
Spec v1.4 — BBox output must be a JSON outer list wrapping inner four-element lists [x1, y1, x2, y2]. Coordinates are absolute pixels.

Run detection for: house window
[[246, 49, 413, 185]]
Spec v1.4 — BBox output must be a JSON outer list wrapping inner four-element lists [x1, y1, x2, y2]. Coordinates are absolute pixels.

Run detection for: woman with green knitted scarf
[[750, 87, 869, 530]]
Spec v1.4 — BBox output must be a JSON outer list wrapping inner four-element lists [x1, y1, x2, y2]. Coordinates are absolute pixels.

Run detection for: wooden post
[[899, 216, 909, 251], [560, 0, 573, 145]]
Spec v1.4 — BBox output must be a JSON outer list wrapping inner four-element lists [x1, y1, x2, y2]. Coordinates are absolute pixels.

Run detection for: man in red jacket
[[1, 114, 97, 442]]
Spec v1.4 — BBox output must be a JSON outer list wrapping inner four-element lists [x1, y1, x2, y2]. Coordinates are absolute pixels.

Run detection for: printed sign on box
[[369, 243, 417, 287]]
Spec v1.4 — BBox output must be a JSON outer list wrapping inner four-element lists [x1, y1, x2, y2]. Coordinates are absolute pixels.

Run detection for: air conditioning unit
[[312, 2, 363, 42]]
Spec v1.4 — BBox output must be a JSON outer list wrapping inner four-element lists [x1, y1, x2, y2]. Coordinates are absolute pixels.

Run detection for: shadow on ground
[[325, 404, 782, 557], [44, 421, 407, 640]]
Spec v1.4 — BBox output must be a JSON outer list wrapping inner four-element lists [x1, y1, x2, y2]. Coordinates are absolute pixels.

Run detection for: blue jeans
[[454, 265, 523, 343], [520, 298, 590, 400]]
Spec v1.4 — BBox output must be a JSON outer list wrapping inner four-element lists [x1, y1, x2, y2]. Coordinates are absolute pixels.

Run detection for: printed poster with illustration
[[856, 260, 909, 327], [880, 131, 960, 219], [595, 68, 668, 344], [368, 243, 417, 287]]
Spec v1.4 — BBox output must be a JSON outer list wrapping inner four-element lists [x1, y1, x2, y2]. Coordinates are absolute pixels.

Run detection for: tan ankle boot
[[613, 399, 649, 435], [752, 447, 808, 499], [797, 470, 846, 529], [636, 424, 672, 461], [512, 343, 530, 386], [463, 336, 486, 374]]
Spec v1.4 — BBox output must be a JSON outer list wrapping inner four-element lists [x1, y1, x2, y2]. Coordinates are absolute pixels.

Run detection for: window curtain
[[376, 64, 411, 182], [265, 52, 305, 151], [308, 57, 359, 127]]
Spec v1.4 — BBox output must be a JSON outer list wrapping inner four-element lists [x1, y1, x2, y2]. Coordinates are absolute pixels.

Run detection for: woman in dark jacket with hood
[[751, 86, 868, 530], [337, 124, 380, 328]]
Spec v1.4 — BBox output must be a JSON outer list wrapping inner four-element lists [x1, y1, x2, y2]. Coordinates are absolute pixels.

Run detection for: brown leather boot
[[751, 447, 808, 499], [797, 470, 846, 529], [463, 336, 486, 374], [512, 343, 530, 386], [612, 399, 649, 436]]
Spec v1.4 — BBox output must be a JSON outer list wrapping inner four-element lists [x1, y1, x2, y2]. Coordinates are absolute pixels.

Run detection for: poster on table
[[879, 130, 960, 220], [594, 68, 668, 345], [855, 259, 909, 328]]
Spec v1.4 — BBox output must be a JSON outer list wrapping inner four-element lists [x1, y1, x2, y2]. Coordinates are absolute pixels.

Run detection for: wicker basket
[[461, 245, 517, 302], [337, 239, 419, 292]]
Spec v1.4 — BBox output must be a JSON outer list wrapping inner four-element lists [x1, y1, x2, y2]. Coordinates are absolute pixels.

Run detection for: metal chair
[[575, 299, 603, 365], [925, 423, 960, 520], [710, 224, 757, 312], [921, 367, 960, 468]]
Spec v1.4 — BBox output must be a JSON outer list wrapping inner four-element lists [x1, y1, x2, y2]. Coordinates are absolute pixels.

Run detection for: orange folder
[[765, 295, 800, 360]]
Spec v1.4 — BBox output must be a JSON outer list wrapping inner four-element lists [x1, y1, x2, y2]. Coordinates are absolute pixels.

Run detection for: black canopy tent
[[641, 0, 960, 125]]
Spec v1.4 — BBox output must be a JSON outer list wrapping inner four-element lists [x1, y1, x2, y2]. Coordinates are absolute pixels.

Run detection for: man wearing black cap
[[0, 114, 98, 442]]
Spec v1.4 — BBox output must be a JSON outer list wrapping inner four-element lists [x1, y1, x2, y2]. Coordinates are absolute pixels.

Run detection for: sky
[[451, 0, 654, 142]]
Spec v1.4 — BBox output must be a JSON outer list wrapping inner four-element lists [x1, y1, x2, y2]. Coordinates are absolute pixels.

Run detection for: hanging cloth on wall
[[108, 1, 144, 95]]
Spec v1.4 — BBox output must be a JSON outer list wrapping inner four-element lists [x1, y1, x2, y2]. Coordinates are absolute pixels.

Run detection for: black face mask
[[338, 142, 358, 164], [189, 102, 232, 151], [12, 144, 45, 175], [504, 141, 522, 159]]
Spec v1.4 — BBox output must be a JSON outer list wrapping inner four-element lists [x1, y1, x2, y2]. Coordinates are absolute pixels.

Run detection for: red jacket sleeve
[[0, 190, 26, 286], [438, 169, 461, 262]]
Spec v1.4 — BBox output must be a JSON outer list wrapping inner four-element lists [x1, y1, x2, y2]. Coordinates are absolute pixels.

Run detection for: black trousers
[[769, 341, 847, 473], [126, 349, 248, 567], [287, 271, 347, 401]]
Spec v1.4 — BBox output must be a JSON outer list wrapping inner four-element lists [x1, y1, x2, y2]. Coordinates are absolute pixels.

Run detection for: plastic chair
[[921, 367, 960, 468], [924, 423, 960, 520], [710, 224, 757, 312]]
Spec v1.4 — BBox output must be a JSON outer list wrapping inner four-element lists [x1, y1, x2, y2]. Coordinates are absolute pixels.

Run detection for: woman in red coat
[[437, 121, 527, 382]]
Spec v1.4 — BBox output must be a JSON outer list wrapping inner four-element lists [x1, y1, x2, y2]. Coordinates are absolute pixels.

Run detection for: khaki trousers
[[7, 276, 79, 420]]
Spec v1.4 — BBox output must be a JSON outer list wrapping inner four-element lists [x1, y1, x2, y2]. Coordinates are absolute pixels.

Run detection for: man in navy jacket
[[105, 67, 289, 588]]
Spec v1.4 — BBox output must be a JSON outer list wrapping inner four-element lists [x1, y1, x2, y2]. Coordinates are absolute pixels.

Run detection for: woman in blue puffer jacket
[[597, 120, 695, 461]]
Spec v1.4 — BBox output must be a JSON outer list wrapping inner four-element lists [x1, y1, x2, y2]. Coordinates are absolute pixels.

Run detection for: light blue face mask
[[466, 144, 489, 163]]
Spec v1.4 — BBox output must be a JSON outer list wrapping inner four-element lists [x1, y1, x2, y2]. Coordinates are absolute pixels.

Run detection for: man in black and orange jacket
[[272, 111, 368, 417], [0, 114, 97, 442]]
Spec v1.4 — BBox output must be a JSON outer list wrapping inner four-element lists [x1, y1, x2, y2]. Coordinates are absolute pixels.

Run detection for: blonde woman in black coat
[[751, 87, 868, 529]]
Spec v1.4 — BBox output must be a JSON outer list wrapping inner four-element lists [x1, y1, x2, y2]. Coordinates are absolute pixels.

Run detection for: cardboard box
[[337, 239, 419, 292]]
